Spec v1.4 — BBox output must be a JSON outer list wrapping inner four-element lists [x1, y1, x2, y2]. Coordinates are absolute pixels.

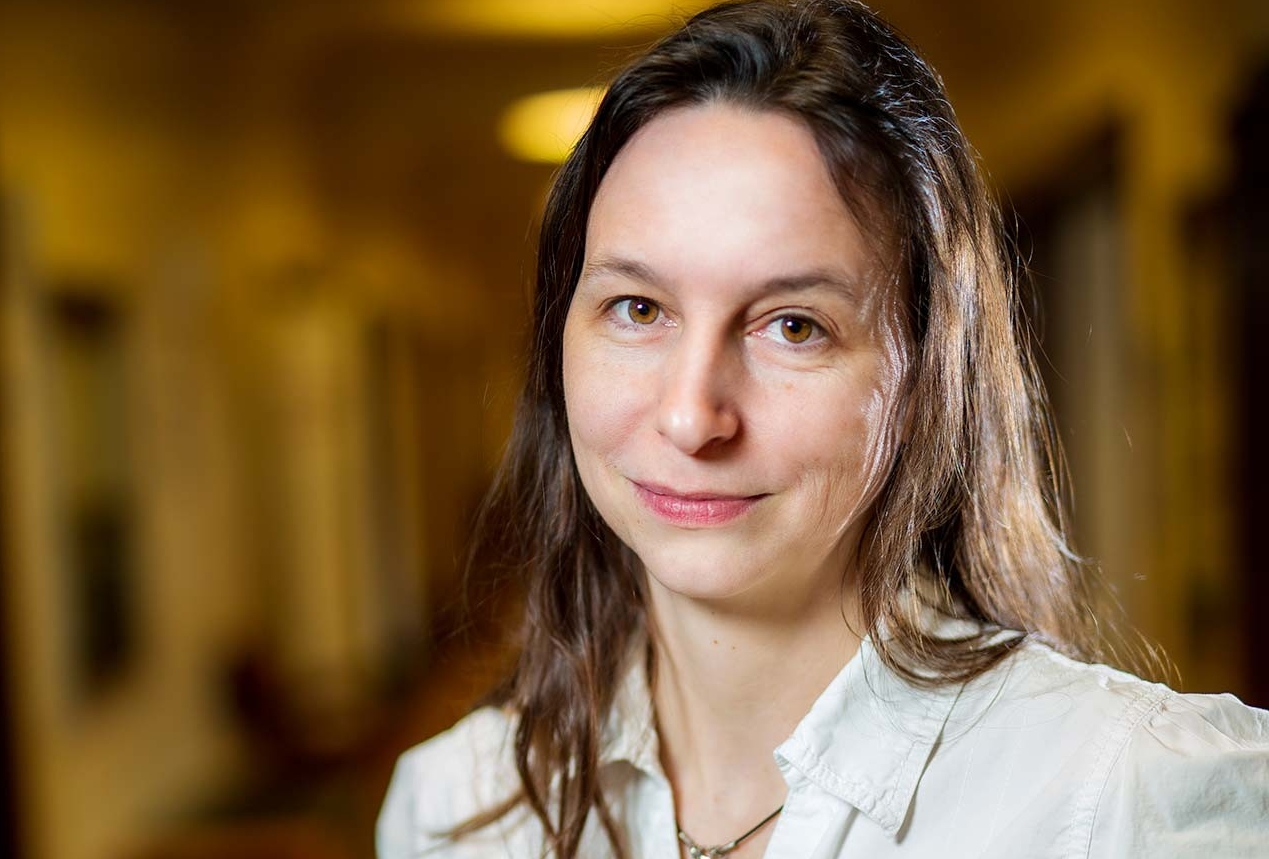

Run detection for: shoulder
[[983, 642, 1269, 857], [376, 707, 525, 859], [994, 640, 1269, 754], [1086, 674, 1269, 856]]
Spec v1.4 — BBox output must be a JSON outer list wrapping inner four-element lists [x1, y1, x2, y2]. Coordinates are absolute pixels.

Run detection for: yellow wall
[[0, 5, 493, 858]]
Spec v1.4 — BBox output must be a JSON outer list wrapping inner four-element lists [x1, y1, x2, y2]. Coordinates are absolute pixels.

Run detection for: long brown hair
[[462, 1, 1106, 854]]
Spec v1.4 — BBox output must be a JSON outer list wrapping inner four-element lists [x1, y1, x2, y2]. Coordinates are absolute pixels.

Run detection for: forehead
[[585, 104, 879, 294]]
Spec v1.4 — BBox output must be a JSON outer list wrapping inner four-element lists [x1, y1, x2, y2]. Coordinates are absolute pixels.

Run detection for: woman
[[378, 1, 1269, 856]]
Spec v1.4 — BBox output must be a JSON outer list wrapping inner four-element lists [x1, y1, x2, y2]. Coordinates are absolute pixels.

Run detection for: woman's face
[[562, 104, 910, 610]]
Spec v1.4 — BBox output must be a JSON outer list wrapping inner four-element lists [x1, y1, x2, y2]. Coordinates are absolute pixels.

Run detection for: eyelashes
[[612, 297, 661, 326], [604, 296, 828, 348], [761, 315, 817, 344]]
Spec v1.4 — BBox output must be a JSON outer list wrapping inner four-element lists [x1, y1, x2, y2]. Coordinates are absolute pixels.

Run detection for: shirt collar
[[598, 631, 963, 836], [600, 634, 664, 779], [773, 637, 961, 835]]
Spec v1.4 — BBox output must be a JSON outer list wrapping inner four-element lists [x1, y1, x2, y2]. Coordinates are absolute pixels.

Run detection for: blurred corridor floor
[[134, 590, 521, 859]]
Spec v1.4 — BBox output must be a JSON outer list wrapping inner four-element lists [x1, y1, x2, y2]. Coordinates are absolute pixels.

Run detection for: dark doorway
[[0, 197, 24, 859], [1229, 62, 1269, 709]]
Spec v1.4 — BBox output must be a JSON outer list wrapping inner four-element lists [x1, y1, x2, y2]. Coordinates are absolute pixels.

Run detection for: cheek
[[562, 338, 648, 469], [782, 377, 905, 521]]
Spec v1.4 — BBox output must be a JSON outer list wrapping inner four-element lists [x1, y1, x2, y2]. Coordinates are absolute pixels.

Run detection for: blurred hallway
[[1, 1, 1267, 857]]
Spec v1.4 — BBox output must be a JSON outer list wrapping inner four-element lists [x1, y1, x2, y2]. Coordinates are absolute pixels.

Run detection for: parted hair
[[460, 1, 1107, 855]]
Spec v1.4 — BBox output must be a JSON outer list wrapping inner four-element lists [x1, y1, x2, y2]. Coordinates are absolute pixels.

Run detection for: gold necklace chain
[[676, 804, 784, 858]]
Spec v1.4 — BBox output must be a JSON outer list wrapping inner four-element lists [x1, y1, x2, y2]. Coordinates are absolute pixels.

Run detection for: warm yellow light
[[403, 1, 714, 38], [498, 86, 606, 164]]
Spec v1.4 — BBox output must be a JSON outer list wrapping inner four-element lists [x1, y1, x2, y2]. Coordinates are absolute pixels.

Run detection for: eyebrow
[[580, 254, 861, 303]]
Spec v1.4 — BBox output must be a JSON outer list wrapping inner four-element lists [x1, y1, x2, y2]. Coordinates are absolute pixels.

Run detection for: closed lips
[[632, 482, 765, 525]]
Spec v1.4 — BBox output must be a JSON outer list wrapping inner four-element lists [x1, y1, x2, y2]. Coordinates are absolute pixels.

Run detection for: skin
[[562, 104, 910, 855]]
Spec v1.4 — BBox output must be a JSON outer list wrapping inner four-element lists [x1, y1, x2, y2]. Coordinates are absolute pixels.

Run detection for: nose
[[655, 333, 740, 454]]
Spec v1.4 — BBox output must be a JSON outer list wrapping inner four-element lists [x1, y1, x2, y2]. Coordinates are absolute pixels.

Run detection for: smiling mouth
[[632, 481, 766, 527]]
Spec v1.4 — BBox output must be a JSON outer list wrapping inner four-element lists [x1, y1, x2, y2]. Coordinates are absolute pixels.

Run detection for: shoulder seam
[[1062, 683, 1171, 859]]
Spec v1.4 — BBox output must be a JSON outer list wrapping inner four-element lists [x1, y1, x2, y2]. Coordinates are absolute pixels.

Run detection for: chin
[[638, 547, 775, 602], [633, 531, 850, 611]]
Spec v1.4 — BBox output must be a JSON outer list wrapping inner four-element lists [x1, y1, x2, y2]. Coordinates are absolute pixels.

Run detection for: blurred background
[[1, 1, 1266, 857]]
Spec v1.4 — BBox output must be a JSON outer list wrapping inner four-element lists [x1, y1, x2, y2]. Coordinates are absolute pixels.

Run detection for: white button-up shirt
[[377, 637, 1269, 857]]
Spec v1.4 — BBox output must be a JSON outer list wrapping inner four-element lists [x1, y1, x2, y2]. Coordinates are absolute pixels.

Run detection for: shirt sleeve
[[1088, 690, 1269, 858], [376, 747, 421, 859]]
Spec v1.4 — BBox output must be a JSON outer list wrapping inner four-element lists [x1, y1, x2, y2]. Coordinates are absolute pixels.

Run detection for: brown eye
[[779, 316, 814, 343], [626, 299, 660, 325]]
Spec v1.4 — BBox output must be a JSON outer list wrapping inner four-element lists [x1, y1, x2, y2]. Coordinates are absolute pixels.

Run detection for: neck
[[649, 575, 862, 847]]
